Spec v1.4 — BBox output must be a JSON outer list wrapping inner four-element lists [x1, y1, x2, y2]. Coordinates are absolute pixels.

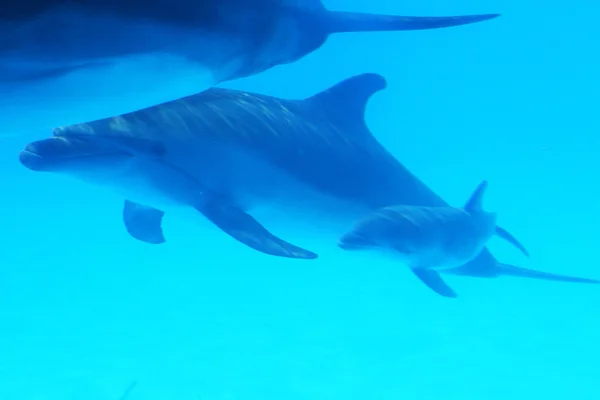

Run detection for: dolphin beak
[[337, 240, 361, 250], [18, 136, 87, 171], [337, 232, 376, 250], [19, 143, 46, 171]]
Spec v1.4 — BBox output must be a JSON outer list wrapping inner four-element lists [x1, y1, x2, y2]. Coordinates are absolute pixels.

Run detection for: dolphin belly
[[107, 158, 201, 213], [0, 54, 218, 136], [0, 9, 241, 137], [53, 135, 369, 238], [177, 141, 370, 235]]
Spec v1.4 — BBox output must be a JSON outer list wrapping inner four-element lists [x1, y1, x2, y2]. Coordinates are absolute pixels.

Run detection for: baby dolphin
[[0, 1, 499, 135], [338, 181, 529, 298]]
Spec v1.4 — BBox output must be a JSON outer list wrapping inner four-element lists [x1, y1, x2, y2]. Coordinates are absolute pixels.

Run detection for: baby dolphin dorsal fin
[[304, 73, 387, 134], [464, 180, 489, 214]]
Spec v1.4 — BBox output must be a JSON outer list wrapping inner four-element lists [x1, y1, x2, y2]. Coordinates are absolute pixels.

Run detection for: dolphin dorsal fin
[[464, 180, 489, 213], [305, 73, 387, 132]]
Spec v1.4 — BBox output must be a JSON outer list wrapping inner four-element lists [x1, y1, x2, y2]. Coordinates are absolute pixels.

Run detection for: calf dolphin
[[338, 181, 530, 297], [1, 1, 499, 135], [18, 73, 596, 285]]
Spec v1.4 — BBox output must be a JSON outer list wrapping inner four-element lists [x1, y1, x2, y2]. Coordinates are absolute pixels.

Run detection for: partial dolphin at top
[[0, 1, 499, 135], [18, 72, 598, 288]]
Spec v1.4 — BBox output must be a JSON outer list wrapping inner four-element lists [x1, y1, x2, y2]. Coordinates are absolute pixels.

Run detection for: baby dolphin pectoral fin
[[412, 268, 458, 298], [495, 226, 530, 258], [324, 11, 500, 34], [123, 200, 166, 244], [197, 200, 318, 260]]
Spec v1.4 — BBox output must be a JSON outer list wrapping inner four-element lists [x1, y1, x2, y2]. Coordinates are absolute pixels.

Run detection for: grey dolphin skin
[[18, 73, 597, 286], [338, 181, 531, 298], [0, 1, 499, 134]]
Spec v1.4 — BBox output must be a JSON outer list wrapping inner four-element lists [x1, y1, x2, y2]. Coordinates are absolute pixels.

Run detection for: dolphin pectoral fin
[[197, 202, 318, 260], [5, 61, 109, 83], [411, 268, 458, 298], [496, 263, 600, 284], [324, 11, 500, 34], [495, 226, 530, 258], [123, 200, 166, 244]]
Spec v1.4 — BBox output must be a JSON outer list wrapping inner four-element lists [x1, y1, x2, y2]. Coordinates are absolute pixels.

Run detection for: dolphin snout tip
[[18, 147, 45, 171], [337, 237, 365, 250], [338, 231, 379, 251], [337, 240, 352, 250]]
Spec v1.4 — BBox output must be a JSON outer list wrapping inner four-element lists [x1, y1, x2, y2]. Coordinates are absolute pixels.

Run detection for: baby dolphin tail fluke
[[338, 181, 528, 298]]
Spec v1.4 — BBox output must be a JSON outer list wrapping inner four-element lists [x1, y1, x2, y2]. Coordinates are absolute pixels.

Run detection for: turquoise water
[[1, 1, 599, 399]]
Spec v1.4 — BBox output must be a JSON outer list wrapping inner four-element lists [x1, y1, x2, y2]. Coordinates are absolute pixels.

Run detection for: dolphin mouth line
[[20, 149, 41, 158], [19, 147, 130, 172], [21, 149, 127, 161], [337, 241, 373, 250]]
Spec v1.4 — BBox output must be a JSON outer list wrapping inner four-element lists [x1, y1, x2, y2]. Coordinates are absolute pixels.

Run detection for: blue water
[[1, 0, 599, 399]]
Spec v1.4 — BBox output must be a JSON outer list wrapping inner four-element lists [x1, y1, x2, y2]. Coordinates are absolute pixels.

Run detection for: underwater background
[[1, 0, 599, 399]]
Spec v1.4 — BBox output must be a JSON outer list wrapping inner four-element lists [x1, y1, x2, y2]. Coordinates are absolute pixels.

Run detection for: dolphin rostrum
[[1, 1, 499, 135], [338, 181, 530, 297], [19, 73, 596, 286]]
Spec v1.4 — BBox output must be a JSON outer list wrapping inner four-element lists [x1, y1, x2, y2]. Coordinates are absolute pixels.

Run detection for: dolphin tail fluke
[[323, 11, 500, 34], [496, 262, 600, 284], [495, 226, 530, 258]]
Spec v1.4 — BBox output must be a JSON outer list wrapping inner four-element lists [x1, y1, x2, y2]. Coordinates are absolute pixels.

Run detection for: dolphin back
[[2, 0, 257, 26]]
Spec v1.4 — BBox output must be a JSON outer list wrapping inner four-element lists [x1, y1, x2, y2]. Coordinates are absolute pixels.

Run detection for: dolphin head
[[337, 206, 441, 264], [18, 129, 198, 212], [338, 209, 404, 251], [338, 230, 380, 250], [20, 134, 128, 170], [18, 132, 137, 186], [338, 211, 426, 268]]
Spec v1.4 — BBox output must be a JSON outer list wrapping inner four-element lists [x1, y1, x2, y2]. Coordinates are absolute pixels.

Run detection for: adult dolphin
[[19, 73, 594, 285], [1, 1, 499, 135]]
